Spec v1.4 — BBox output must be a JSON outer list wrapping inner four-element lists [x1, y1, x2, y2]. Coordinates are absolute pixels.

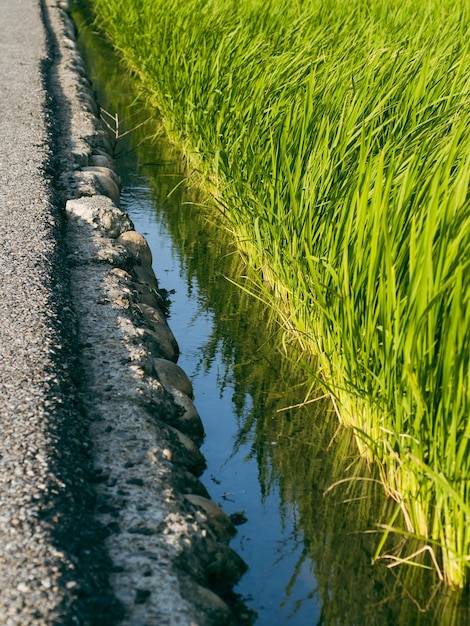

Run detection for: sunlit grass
[[85, 0, 470, 587]]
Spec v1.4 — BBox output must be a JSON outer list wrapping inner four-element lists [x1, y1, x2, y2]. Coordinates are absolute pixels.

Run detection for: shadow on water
[[71, 3, 470, 624]]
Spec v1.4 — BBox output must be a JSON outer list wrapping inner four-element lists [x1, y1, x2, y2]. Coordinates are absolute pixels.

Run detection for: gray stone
[[154, 358, 193, 398], [163, 387, 204, 440], [117, 230, 153, 266], [184, 495, 236, 541], [137, 304, 179, 362], [168, 427, 206, 476], [133, 263, 159, 291], [80, 90, 100, 116], [82, 165, 121, 188], [91, 153, 117, 170], [189, 584, 233, 623], [137, 327, 179, 363], [205, 544, 248, 582], [130, 280, 161, 308], [65, 195, 134, 238], [78, 169, 121, 205]]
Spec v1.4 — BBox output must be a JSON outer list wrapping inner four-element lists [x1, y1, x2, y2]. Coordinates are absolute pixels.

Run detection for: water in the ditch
[[71, 5, 470, 625]]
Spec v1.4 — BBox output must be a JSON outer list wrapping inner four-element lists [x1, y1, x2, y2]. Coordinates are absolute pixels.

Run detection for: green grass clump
[[85, 0, 470, 587]]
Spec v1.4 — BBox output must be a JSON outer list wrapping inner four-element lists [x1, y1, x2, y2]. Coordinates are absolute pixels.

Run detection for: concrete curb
[[45, 1, 248, 623]]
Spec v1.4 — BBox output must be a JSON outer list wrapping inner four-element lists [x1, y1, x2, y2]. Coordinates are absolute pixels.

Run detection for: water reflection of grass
[[142, 160, 468, 624], [71, 6, 470, 622], [83, 0, 470, 589]]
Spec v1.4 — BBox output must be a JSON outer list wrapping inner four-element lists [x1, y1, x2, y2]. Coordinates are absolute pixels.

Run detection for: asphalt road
[[0, 1, 119, 623]]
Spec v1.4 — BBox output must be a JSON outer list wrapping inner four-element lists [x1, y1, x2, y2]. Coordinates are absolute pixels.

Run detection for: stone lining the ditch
[[48, 1, 249, 624]]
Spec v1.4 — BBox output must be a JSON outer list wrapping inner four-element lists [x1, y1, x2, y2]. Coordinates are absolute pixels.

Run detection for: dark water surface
[[71, 4, 469, 625]]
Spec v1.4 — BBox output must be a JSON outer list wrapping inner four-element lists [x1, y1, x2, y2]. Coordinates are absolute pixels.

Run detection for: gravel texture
[[0, 0, 121, 624], [0, 0, 248, 624]]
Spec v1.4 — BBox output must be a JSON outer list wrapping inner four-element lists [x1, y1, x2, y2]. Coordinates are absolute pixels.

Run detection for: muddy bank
[[45, 0, 249, 623]]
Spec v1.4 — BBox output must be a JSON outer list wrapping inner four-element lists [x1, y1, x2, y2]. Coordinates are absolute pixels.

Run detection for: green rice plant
[[83, 0, 470, 588]]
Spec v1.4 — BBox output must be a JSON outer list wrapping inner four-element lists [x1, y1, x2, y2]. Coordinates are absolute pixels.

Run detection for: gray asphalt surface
[[0, 1, 119, 623]]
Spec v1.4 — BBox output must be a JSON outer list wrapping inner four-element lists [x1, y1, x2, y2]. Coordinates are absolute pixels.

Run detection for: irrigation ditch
[[47, 0, 470, 624], [47, 1, 250, 624]]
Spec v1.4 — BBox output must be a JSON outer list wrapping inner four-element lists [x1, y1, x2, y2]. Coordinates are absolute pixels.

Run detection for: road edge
[[41, 0, 250, 624]]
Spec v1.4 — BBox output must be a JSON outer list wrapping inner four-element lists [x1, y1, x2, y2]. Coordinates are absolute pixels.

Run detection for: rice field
[[84, 0, 470, 588]]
